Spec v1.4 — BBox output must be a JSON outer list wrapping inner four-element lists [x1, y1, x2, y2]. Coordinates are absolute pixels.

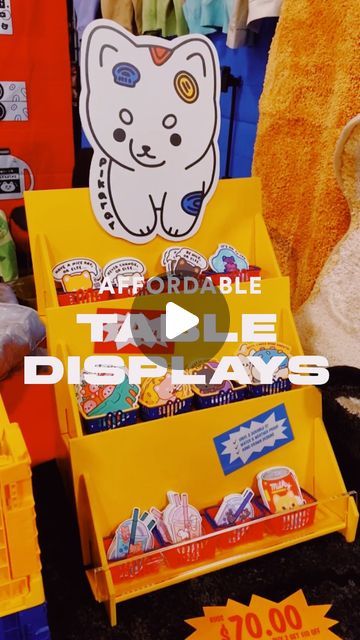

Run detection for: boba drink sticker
[[213, 404, 294, 475], [0, 82, 28, 120], [161, 247, 207, 276], [209, 243, 249, 273], [103, 257, 146, 284], [52, 258, 102, 293], [0, 0, 13, 35]]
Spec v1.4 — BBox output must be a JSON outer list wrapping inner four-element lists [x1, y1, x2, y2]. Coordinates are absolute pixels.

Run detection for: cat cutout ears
[[80, 20, 220, 244]]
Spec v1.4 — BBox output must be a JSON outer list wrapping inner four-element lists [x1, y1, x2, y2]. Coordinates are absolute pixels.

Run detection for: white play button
[[165, 302, 199, 340]]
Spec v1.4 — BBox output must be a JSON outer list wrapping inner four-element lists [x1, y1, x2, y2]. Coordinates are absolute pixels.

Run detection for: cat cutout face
[[80, 20, 220, 243], [1, 181, 16, 193], [62, 270, 94, 293]]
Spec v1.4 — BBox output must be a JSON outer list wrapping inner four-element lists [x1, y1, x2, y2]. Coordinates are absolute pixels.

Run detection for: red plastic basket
[[203, 503, 265, 549], [258, 491, 317, 535], [58, 288, 111, 306], [201, 266, 261, 285], [103, 537, 163, 584], [154, 519, 216, 568]]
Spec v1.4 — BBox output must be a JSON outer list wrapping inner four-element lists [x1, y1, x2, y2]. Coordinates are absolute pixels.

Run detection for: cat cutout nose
[[142, 145, 151, 153]]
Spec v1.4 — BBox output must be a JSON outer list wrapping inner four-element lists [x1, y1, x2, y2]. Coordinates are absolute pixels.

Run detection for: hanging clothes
[[227, 0, 248, 48], [74, 0, 99, 42], [142, 0, 189, 36], [227, 0, 283, 48], [101, 0, 142, 34], [182, 0, 235, 36]]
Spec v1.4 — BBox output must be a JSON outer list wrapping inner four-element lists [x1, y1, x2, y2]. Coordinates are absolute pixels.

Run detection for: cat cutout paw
[[80, 20, 220, 244]]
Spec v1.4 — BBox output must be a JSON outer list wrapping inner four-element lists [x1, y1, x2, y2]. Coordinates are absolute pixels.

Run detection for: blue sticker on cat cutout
[[214, 404, 294, 475]]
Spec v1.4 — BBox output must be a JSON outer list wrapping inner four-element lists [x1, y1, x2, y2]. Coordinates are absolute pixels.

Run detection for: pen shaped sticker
[[214, 489, 254, 526], [163, 492, 202, 543], [161, 246, 207, 277], [209, 244, 249, 274], [107, 508, 156, 561], [237, 342, 291, 384], [103, 257, 146, 286], [52, 258, 102, 293]]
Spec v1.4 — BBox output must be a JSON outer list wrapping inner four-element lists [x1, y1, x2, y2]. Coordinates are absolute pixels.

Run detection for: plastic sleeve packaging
[[0, 303, 45, 379]]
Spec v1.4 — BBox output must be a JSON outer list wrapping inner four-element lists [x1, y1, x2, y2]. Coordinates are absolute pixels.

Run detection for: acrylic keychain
[[107, 508, 157, 561], [163, 492, 202, 543], [214, 488, 255, 526]]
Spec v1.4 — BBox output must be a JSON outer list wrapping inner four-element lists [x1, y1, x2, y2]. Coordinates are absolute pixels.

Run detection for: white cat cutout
[[80, 20, 221, 244]]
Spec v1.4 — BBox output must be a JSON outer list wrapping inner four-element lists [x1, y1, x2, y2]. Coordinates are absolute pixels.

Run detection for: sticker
[[190, 360, 233, 396], [174, 71, 199, 103], [107, 508, 156, 561], [163, 492, 202, 543], [257, 466, 304, 513], [161, 246, 207, 276], [112, 62, 141, 88], [140, 372, 192, 408], [209, 244, 249, 274], [80, 22, 220, 244], [214, 489, 255, 526], [0, 149, 34, 199], [237, 342, 291, 384], [186, 591, 340, 640], [52, 258, 102, 293], [213, 404, 294, 475], [103, 257, 146, 284], [0, 0, 13, 35], [0, 82, 28, 120], [76, 366, 139, 416]]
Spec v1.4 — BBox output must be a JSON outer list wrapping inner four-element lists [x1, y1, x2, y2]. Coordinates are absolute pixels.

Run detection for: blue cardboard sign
[[213, 404, 294, 475]]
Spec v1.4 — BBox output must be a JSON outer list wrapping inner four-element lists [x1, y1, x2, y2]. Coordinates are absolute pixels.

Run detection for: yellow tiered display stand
[[24, 178, 359, 626], [0, 397, 45, 618], [25, 178, 280, 318]]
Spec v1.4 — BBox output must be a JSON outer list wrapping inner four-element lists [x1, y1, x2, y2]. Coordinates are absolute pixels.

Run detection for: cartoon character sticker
[[139, 372, 192, 407], [237, 342, 291, 384], [52, 258, 102, 293], [209, 244, 249, 274], [80, 21, 220, 244], [76, 366, 140, 416], [103, 257, 146, 284], [161, 246, 207, 276]]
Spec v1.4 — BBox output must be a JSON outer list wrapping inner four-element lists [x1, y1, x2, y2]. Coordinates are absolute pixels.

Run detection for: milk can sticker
[[103, 257, 146, 284], [213, 404, 294, 475], [52, 258, 102, 293], [0, 0, 13, 35]]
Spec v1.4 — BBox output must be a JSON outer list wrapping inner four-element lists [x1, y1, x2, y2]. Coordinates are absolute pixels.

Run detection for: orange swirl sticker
[[174, 71, 199, 103], [186, 591, 341, 639]]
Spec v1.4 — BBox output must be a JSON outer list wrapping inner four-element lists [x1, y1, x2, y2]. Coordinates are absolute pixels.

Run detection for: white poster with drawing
[[80, 20, 220, 244]]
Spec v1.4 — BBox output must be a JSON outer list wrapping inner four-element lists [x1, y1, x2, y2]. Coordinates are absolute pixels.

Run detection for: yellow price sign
[[186, 591, 341, 639]]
